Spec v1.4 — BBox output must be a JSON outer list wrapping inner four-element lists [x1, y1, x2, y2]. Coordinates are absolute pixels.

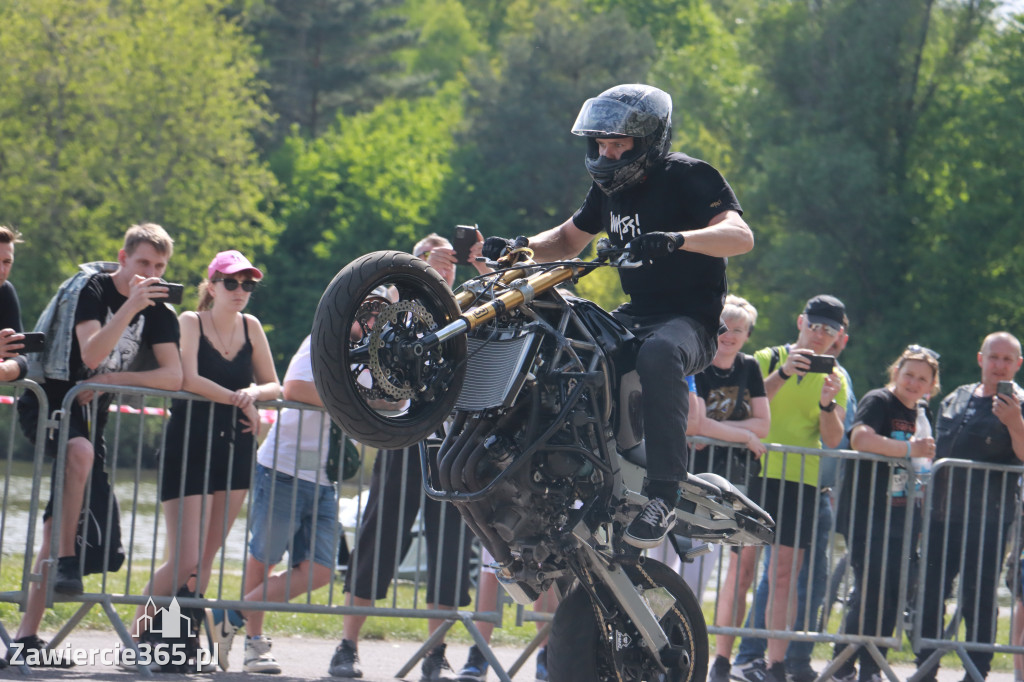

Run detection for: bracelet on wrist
[[818, 399, 837, 413], [777, 366, 791, 381]]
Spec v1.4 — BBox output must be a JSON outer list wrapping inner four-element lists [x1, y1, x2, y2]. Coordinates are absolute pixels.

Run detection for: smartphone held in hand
[[452, 225, 480, 266]]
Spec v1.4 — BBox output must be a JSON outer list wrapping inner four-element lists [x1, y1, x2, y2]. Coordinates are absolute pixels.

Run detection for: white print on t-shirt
[[88, 310, 145, 378], [609, 211, 641, 241]]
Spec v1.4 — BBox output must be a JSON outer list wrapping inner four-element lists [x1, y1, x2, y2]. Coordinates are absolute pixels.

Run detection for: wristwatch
[[819, 400, 837, 413]]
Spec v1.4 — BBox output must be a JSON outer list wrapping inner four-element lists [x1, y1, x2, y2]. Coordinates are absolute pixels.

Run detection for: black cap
[[803, 295, 846, 329]]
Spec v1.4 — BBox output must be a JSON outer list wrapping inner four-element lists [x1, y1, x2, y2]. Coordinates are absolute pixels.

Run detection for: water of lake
[[0, 459, 250, 564]]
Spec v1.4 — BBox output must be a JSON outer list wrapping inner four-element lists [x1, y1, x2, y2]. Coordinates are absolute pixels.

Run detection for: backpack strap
[[767, 346, 783, 375]]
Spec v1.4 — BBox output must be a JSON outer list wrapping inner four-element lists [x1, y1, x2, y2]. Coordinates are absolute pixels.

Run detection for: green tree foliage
[[0, 0, 277, 319], [243, 0, 425, 140], [399, 0, 487, 84], [731, 0, 1003, 390], [251, 85, 464, 365], [434, 2, 656, 240]]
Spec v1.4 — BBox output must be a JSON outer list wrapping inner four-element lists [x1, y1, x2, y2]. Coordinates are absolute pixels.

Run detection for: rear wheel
[[548, 559, 708, 682], [311, 250, 466, 449]]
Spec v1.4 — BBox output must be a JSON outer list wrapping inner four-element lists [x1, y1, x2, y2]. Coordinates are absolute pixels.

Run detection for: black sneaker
[[732, 658, 769, 682], [421, 643, 457, 681], [624, 497, 676, 549], [54, 556, 84, 596], [767, 662, 788, 682], [4, 634, 75, 667], [786, 661, 819, 682], [709, 655, 732, 682], [457, 644, 489, 681], [328, 639, 363, 678]]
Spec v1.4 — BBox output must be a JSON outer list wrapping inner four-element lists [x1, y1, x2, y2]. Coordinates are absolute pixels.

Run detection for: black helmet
[[571, 84, 673, 195]]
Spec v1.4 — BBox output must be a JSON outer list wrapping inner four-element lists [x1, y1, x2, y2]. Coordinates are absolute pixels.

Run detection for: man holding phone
[[914, 331, 1024, 682], [730, 294, 850, 682], [8, 223, 183, 667]]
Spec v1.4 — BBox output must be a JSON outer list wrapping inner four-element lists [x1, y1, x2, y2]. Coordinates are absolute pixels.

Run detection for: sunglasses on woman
[[215, 278, 258, 292], [906, 344, 940, 360]]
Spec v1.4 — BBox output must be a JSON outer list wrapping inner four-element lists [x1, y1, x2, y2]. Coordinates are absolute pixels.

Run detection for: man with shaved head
[[914, 331, 1024, 681]]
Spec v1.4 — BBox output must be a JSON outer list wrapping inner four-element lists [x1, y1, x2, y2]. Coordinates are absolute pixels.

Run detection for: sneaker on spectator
[[624, 497, 676, 548], [457, 644, 489, 681], [858, 674, 881, 682], [4, 634, 75, 667], [206, 607, 246, 671], [830, 670, 856, 682], [710, 655, 732, 682], [767, 661, 788, 682], [54, 556, 84, 596], [243, 636, 282, 674], [732, 658, 770, 682], [535, 646, 548, 681], [421, 643, 457, 681], [328, 639, 362, 678], [786, 661, 819, 682]]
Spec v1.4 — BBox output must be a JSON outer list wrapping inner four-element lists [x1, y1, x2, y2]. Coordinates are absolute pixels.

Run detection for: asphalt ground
[[0, 630, 1014, 681]]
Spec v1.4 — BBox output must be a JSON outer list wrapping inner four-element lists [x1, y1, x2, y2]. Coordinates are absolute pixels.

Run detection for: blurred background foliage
[[3, 0, 1024, 397]]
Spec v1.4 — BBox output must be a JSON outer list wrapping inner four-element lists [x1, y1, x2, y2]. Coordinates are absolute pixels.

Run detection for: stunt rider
[[483, 83, 753, 549]]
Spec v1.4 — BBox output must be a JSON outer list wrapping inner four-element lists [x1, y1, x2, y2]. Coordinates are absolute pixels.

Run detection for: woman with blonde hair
[[830, 344, 939, 682]]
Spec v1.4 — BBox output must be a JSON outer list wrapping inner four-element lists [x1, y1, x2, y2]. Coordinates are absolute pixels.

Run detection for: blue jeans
[[735, 492, 832, 666]]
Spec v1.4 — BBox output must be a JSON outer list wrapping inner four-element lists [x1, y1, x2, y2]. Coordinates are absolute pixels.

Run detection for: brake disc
[[367, 300, 435, 400]]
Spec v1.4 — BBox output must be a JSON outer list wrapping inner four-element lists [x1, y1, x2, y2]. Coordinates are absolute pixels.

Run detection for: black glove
[[626, 231, 685, 262], [482, 236, 518, 260]]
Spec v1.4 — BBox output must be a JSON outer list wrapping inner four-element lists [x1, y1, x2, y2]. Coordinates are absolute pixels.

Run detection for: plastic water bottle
[[911, 403, 932, 480]]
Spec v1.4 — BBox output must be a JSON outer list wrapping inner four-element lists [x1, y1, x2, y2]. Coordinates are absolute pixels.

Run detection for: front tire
[[548, 559, 708, 682], [311, 250, 466, 450]]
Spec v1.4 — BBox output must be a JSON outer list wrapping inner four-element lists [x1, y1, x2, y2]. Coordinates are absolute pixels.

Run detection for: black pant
[[613, 312, 716, 485], [834, 529, 908, 679], [344, 446, 474, 607], [915, 519, 1009, 677]]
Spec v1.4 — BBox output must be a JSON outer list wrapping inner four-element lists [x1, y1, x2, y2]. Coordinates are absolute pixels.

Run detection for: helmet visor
[[571, 97, 663, 138]]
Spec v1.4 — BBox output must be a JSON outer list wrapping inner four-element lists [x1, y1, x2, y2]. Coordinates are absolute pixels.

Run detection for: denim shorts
[[248, 464, 339, 569]]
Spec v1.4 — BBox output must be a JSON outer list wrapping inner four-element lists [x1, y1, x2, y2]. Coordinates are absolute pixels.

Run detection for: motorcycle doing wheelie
[[310, 238, 774, 682]]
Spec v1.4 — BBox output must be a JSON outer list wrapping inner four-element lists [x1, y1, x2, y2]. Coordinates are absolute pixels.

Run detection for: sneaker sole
[[623, 532, 667, 550]]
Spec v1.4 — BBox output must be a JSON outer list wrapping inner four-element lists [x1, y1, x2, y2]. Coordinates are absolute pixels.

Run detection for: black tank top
[[168, 314, 254, 433], [196, 314, 254, 392]]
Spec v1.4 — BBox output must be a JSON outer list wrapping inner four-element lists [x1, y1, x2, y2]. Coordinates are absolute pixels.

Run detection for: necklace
[[208, 312, 237, 357], [708, 359, 735, 378]]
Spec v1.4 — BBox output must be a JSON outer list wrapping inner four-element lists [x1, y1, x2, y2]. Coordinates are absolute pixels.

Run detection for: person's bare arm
[[525, 218, 596, 263], [77, 276, 169, 370], [86, 341, 183, 392], [283, 378, 322, 406], [850, 424, 933, 459], [678, 210, 753, 258]]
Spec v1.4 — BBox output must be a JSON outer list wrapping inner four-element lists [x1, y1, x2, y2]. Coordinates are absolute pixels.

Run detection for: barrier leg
[[395, 618, 455, 678], [101, 597, 154, 678]]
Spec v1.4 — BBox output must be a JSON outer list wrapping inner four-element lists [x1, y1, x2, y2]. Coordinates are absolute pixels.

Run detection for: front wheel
[[311, 250, 466, 450], [548, 559, 708, 682]]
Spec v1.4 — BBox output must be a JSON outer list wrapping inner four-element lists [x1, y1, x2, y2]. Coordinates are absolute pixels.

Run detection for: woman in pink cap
[[130, 250, 279, 664]]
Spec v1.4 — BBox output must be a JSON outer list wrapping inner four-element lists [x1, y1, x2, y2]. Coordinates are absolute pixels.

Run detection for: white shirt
[[256, 336, 332, 484]]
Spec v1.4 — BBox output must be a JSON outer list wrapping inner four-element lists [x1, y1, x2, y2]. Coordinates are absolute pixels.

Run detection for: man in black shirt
[[1, 225, 25, 359], [483, 84, 753, 548], [8, 223, 182, 667]]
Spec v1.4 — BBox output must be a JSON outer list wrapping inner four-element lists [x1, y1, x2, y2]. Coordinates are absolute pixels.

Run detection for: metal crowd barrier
[[686, 437, 1024, 682], [4, 379, 1024, 680], [0, 381, 509, 679]]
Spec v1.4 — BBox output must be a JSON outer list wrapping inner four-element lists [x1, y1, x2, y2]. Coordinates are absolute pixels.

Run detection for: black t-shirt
[[692, 353, 765, 482], [43, 273, 180, 406], [0, 281, 23, 332], [572, 152, 742, 330], [836, 387, 917, 539]]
